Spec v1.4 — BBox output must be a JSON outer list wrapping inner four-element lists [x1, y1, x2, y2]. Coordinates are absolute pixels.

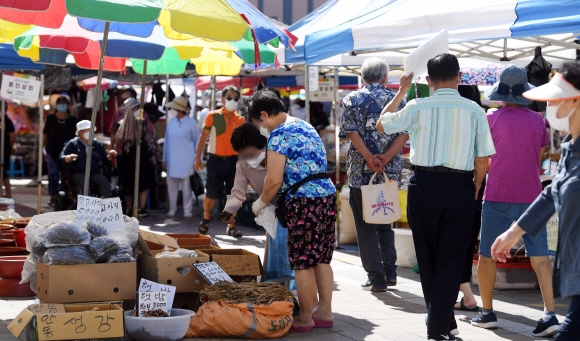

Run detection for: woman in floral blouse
[[250, 90, 337, 333]]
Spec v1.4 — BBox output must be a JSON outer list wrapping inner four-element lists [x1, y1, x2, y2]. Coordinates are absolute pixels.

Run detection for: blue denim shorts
[[480, 201, 549, 258]]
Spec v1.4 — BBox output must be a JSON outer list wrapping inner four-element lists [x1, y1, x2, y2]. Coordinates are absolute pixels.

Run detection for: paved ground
[[0, 181, 572, 340]]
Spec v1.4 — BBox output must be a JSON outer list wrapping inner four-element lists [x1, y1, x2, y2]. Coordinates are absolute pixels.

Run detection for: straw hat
[[485, 65, 535, 105], [165, 97, 189, 112]]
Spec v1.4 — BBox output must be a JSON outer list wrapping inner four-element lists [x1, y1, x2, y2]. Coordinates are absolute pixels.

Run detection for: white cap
[[524, 73, 580, 102], [75, 120, 95, 136]]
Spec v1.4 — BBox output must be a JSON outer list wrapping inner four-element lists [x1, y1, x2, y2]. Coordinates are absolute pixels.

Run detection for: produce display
[[43, 246, 95, 265], [144, 309, 170, 317], [200, 281, 294, 305], [43, 222, 91, 247], [155, 247, 199, 258]]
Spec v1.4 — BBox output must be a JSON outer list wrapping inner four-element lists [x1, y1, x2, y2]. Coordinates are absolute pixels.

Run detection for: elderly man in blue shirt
[[378, 53, 495, 341], [340, 57, 410, 292]]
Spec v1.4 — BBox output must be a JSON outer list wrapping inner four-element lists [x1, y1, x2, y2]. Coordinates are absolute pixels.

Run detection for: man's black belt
[[414, 166, 472, 175], [208, 154, 237, 160]]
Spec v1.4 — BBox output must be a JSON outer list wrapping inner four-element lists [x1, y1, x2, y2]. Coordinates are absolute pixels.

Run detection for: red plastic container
[[7, 229, 25, 248], [0, 256, 27, 278], [0, 247, 28, 256], [0, 278, 34, 296], [1, 232, 14, 239], [0, 239, 15, 247]]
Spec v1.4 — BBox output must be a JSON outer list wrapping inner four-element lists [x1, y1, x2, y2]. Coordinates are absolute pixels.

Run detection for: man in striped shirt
[[378, 53, 495, 341]]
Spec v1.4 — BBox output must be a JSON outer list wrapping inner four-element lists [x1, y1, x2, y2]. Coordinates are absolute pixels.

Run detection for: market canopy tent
[[0, 44, 44, 71], [303, 0, 580, 66]]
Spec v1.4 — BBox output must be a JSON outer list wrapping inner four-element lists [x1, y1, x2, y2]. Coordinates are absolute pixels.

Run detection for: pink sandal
[[313, 317, 334, 328]]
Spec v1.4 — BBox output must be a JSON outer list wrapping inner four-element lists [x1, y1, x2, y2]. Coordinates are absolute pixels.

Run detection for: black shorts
[[205, 154, 238, 200]]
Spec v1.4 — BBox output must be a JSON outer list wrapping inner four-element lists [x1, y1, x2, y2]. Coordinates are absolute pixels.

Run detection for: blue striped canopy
[[300, 0, 580, 65]]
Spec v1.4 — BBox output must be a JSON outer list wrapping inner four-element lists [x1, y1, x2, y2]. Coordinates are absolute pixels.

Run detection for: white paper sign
[[76, 196, 102, 226], [309, 80, 336, 102], [100, 197, 124, 229], [0, 73, 41, 102], [404, 30, 449, 80], [193, 261, 233, 285], [308, 66, 319, 91], [138, 279, 176, 316], [137, 291, 169, 317]]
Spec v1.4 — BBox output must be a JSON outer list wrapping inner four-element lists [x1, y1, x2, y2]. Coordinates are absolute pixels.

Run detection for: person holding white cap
[[491, 61, 580, 341], [61, 120, 116, 197], [163, 97, 200, 218]]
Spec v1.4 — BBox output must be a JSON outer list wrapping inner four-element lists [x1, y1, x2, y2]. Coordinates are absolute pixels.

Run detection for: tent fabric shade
[[0, 44, 44, 70], [0, 0, 292, 48], [302, 0, 580, 65]]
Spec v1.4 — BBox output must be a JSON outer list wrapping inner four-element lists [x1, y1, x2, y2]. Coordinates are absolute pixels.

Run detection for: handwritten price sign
[[76, 196, 124, 229], [193, 261, 233, 285], [137, 279, 175, 316], [76, 196, 102, 225], [137, 291, 169, 317]]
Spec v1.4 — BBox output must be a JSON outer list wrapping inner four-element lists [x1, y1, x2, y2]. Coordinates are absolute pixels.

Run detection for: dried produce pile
[[200, 281, 294, 305], [144, 309, 169, 317]]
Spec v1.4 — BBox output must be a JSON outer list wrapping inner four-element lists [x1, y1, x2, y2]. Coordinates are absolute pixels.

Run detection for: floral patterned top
[[340, 83, 406, 188], [268, 118, 336, 199]]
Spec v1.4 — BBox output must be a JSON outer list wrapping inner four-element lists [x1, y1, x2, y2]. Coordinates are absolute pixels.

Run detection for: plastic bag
[[186, 301, 294, 339], [81, 221, 109, 238], [154, 246, 198, 258], [108, 216, 140, 248], [43, 246, 96, 265], [43, 222, 91, 247], [86, 237, 119, 263], [32, 240, 47, 257], [107, 244, 135, 263]]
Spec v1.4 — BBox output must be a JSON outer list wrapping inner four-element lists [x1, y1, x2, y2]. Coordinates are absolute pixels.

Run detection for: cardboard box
[[137, 232, 210, 293], [172, 292, 203, 312], [36, 262, 136, 304], [8, 303, 124, 341], [195, 249, 263, 282]]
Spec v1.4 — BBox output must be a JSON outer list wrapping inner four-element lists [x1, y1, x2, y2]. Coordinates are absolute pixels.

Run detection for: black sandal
[[227, 227, 242, 238], [199, 219, 210, 235]]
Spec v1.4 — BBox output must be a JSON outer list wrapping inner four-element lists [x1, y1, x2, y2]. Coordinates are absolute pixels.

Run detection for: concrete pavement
[[0, 181, 571, 340]]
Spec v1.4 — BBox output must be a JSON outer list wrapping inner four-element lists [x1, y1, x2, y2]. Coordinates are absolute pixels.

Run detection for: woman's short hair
[[231, 123, 268, 152], [222, 85, 240, 98], [249, 89, 286, 120], [361, 57, 389, 84]]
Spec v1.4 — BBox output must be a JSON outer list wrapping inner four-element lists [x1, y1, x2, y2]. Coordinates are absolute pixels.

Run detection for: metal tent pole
[[133, 60, 148, 217], [1, 96, 5, 197], [210, 76, 216, 111], [334, 66, 340, 249], [37, 74, 44, 213], [84, 21, 111, 195], [305, 67, 310, 123]]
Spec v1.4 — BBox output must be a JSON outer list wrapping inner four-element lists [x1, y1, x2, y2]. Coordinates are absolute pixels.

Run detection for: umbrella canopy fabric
[[0, 0, 292, 47], [14, 15, 278, 76], [0, 43, 44, 70], [77, 76, 118, 91], [0, 20, 32, 44], [303, 0, 580, 65]]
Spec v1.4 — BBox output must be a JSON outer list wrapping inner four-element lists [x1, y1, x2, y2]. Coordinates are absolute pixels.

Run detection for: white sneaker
[[167, 209, 176, 217], [184, 212, 193, 218]]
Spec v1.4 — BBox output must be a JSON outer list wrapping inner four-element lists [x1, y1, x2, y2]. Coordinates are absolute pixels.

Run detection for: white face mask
[[546, 102, 576, 132], [133, 110, 140, 118], [82, 131, 91, 140], [260, 127, 270, 138], [169, 109, 178, 117], [225, 99, 238, 112], [246, 151, 265, 168]]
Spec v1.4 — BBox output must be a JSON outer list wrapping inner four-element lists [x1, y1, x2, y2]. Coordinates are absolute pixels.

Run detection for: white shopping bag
[[361, 172, 402, 224]]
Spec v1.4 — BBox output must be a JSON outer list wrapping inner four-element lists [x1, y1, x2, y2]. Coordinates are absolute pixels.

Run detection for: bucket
[[8, 229, 25, 248]]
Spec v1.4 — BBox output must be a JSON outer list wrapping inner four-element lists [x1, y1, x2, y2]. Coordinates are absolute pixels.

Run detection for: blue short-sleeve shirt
[[268, 118, 335, 199]]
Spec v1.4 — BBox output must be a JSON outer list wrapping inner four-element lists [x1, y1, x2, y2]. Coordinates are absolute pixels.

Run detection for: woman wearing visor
[[491, 61, 580, 341]]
